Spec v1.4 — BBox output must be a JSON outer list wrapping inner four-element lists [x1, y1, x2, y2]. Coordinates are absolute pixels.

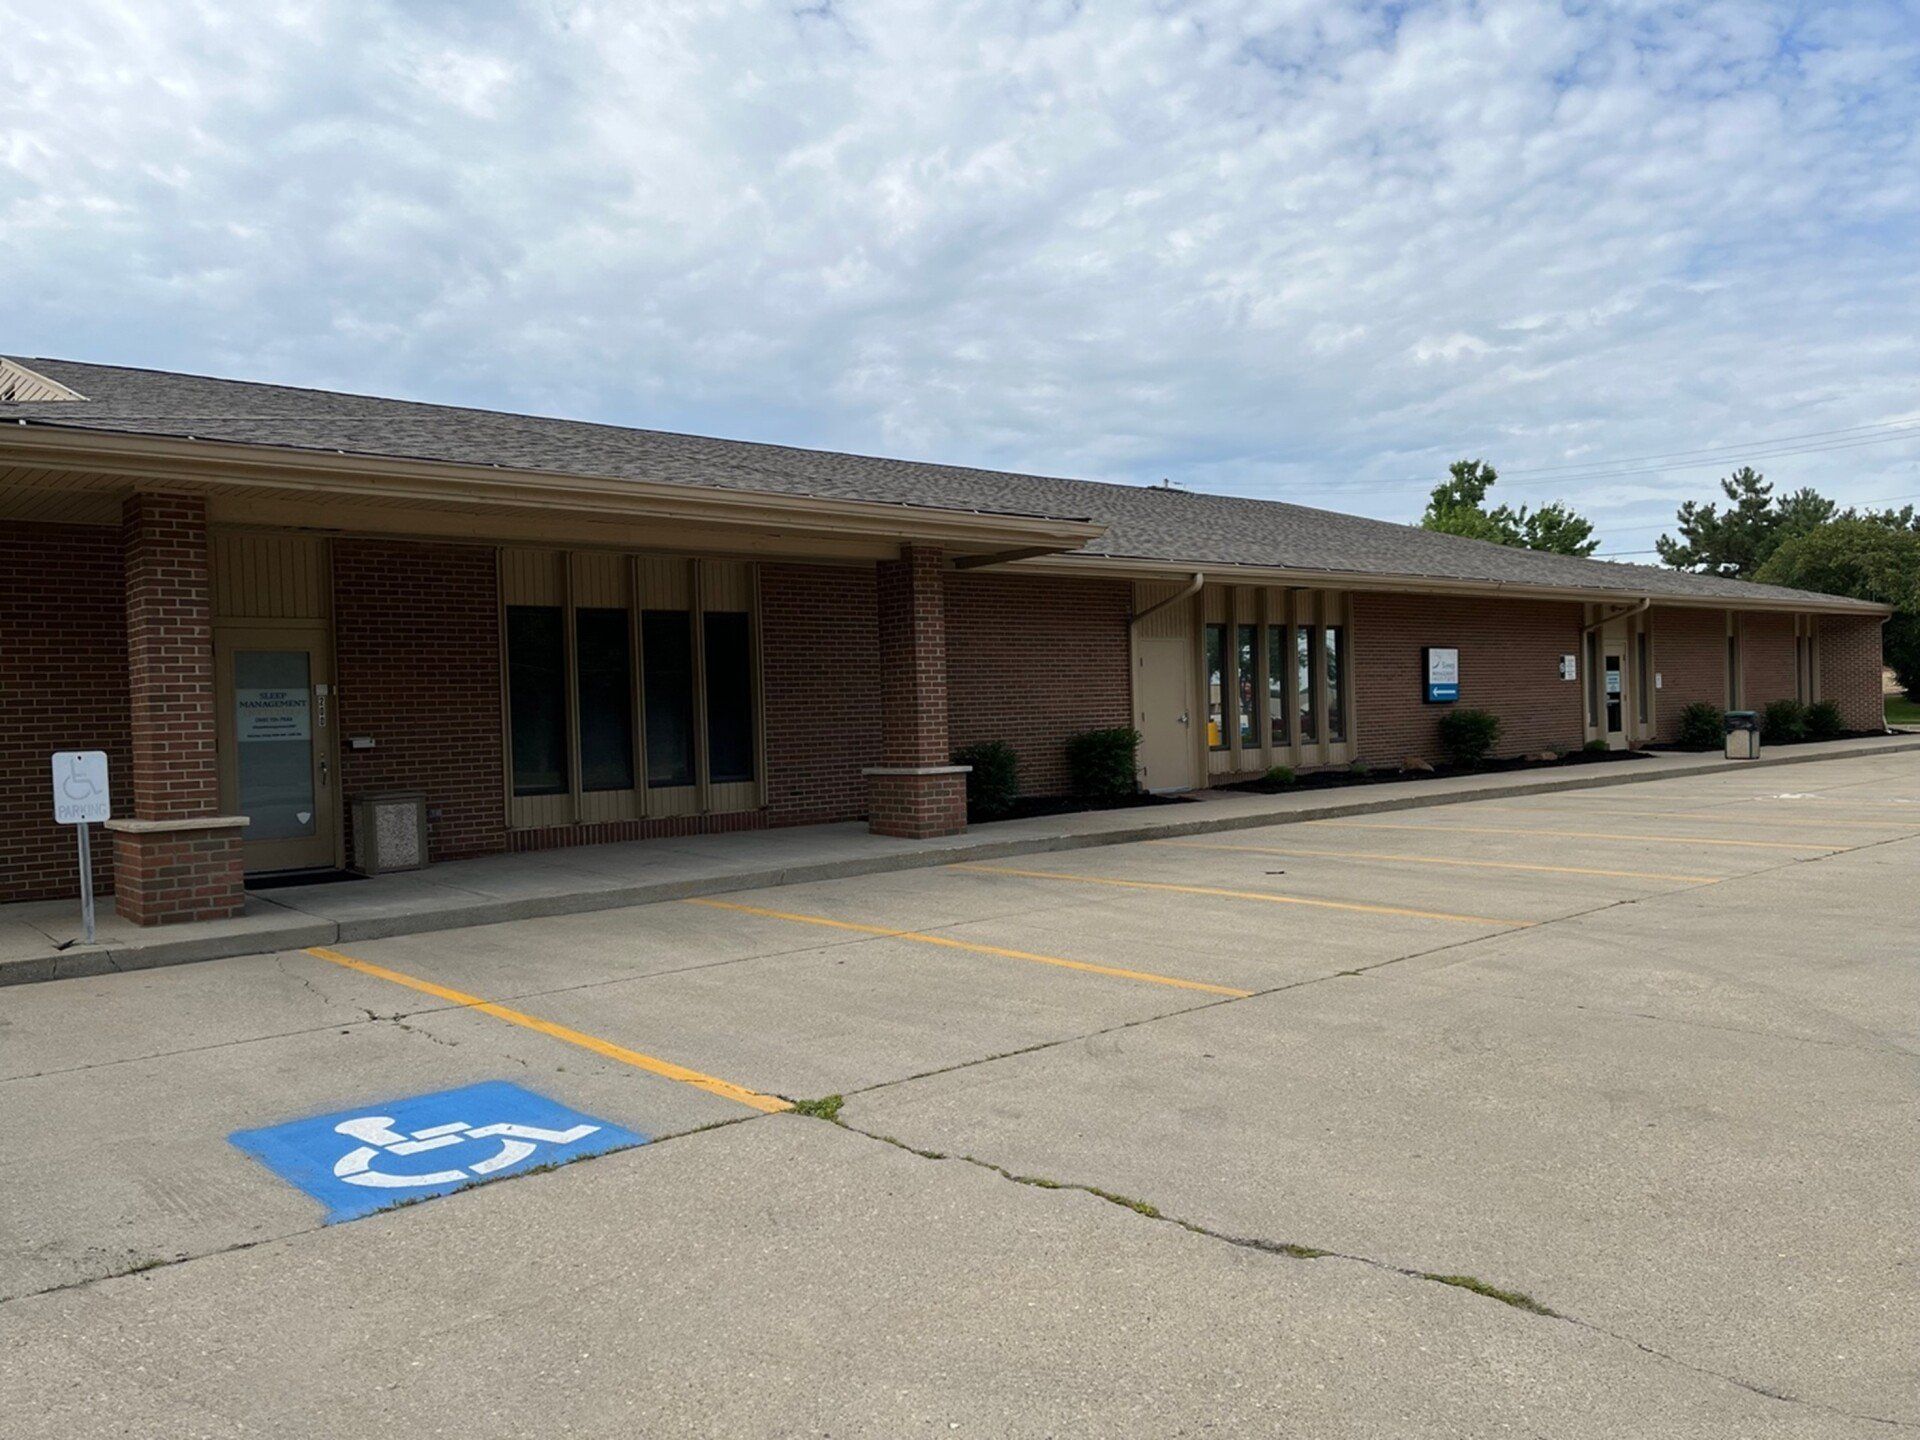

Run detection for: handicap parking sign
[[230, 1081, 646, 1223]]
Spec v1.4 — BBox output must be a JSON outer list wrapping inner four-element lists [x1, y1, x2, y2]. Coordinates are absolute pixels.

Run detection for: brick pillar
[[105, 493, 248, 925], [863, 544, 969, 838]]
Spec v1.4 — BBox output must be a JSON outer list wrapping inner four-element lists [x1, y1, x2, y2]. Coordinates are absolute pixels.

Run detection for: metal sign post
[[51, 751, 111, 945]]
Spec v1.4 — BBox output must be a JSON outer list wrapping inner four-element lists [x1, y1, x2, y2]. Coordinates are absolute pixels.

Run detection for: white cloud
[[3, 0, 1917, 552]]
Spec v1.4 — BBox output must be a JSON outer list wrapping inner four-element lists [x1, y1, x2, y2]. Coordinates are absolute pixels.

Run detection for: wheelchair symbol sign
[[230, 1081, 646, 1222]]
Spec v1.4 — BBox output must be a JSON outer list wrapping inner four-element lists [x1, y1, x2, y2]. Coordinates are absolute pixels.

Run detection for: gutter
[[1582, 596, 1651, 634]]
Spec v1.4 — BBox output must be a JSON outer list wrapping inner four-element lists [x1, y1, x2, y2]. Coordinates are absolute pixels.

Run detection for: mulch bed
[[1217, 746, 1655, 796]]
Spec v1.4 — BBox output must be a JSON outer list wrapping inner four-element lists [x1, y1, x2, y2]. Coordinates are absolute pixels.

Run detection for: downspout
[[1131, 572, 1204, 629], [1582, 596, 1651, 634]]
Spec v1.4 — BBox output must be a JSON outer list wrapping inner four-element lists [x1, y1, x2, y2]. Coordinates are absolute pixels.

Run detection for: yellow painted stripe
[[1471, 803, 1916, 831], [1155, 839, 1721, 885], [684, 897, 1252, 998], [306, 947, 791, 1114], [953, 864, 1533, 928], [1308, 820, 1841, 852]]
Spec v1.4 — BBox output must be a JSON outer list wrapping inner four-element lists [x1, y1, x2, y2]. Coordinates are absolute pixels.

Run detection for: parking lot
[[3, 749, 1916, 1437]]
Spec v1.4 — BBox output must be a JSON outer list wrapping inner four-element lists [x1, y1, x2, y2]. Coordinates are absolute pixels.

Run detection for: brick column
[[105, 493, 248, 924], [863, 544, 969, 837]]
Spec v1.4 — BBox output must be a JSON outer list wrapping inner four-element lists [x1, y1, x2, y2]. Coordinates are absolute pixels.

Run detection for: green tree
[[1656, 467, 1782, 577], [1420, 459, 1599, 557], [1754, 519, 1920, 700]]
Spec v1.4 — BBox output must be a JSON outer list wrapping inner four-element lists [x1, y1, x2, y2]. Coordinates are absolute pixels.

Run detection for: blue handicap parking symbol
[[230, 1081, 646, 1223]]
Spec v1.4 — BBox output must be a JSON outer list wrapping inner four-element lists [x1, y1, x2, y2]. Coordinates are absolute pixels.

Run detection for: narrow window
[[506, 605, 568, 796], [1586, 631, 1601, 727], [1203, 624, 1226, 750], [1266, 625, 1288, 746], [1726, 629, 1740, 709], [1326, 626, 1347, 743], [1637, 631, 1651, 726], [1236, 624, 1257, 748], [642, 609, 697, 788], [703, 611, 755, 784], [1297, 625, 1319, 743], [575, 607, 635, 792]]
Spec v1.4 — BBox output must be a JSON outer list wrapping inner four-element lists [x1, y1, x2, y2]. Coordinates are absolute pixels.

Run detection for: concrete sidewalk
[[6, 732, 1917, 987]]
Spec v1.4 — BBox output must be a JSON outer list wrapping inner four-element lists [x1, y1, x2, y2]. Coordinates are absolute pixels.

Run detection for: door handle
[[319, 756, 330, 791], [1178, 711, 1189, 725]]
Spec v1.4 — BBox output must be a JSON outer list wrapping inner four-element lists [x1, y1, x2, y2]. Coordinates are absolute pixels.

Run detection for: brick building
[[0, 357, 1889, 922]]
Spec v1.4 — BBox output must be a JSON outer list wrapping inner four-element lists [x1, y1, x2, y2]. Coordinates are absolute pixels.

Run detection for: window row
[[507, 603, 754, 798], [1203, 622, 1347, 753]]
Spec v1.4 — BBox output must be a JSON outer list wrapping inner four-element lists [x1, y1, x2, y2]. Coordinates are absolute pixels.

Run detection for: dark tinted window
[[703, 611, 755, 783], [507, 606, 567, 796], [575, 608, 634, 792], [642, 610, 696, 788]]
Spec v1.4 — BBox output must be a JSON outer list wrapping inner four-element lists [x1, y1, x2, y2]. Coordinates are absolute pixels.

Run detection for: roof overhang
[[1013, 551, 1893, 618], [0, 421, 1107, 560]]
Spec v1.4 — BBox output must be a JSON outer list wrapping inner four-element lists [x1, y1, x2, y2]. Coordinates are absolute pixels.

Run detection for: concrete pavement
[[2, 748, 1914, 1435]]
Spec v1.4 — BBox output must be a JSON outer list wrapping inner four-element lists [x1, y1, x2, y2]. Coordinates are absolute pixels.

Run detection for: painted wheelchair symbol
[[61, 754, 102, 801], [332, 1113, 600, 1189]]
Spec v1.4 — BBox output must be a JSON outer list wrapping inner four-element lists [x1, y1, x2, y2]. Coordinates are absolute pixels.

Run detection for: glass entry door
[[216, 628, 337, 873], [1603, 651, 1627, 748]]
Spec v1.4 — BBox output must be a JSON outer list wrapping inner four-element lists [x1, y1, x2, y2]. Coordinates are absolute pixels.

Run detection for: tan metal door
[[215, 626, 338, 872], [1135, 630, 1196, 792]]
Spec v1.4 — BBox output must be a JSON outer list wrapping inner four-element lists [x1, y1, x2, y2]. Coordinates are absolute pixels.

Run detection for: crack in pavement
[[803, 1111, 1920, 1431]]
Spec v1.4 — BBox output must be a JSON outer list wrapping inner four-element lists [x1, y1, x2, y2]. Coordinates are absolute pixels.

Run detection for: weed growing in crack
[[789, 1094, 845, 1121], [1420, 1272, 1558, 1316]]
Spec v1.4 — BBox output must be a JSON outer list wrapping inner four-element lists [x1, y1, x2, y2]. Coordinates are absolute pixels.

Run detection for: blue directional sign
[[230, 1081, 645, 1223]]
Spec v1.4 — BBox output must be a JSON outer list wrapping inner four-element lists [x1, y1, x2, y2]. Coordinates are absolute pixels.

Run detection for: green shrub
[[1436, 708, 1502, 768], [952, 740, 1020, 820], [1676, 702, 1724, 751], [1264, 764, 1296, 787], [1760, 698, 1807, 744], [1804, 700, 1844, 741], [1583, 738, 1609, 754], [1065, 726, 1141, 800], [1347, 761, 1370, 779]]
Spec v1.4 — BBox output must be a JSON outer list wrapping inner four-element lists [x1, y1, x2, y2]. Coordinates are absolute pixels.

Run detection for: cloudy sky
[[5, 1, 1918, 555]]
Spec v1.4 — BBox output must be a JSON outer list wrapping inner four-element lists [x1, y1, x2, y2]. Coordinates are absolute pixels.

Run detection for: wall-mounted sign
[[1605, 668, 1623, 695], [1559, 654, 1578, 681], [237, 688, 311, 742], [1423, 647, 1460, 704]]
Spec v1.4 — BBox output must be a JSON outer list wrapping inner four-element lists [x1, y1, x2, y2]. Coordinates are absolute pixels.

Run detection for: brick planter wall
[[1351, 592, 1585, 764], [944, 571, 1132, 795], [332, 539, 507, 862], [109, 823, 246, 925], [0, 524, 130, 905]]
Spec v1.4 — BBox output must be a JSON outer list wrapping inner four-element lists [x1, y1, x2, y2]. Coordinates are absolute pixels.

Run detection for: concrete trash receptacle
[[1724, 710, 1760, 760]]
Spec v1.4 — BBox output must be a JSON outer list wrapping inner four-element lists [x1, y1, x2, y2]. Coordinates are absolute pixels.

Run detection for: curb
[[8, 734, 1918, 987]]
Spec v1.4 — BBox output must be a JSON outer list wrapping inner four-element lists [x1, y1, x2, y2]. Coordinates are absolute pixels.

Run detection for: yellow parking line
[[1309, 820, 1842, 852], [684, 897, 1252, 998], [1155, 839, 1722, 885], [1469, 803, 1916, 832], [306, 946, 791, 1114], [952, 864, 1533, 927]]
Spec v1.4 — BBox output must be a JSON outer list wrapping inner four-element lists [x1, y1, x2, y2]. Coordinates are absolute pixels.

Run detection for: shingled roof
[[0, 356, 1885, 613]]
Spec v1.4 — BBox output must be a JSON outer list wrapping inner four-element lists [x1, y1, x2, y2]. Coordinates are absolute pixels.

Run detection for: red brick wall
[[1351, 593, 1585, 763], [944, 571, 1132, 795], [332, 539, 506, 862], [875, 545, 951, 767], [761, 563, 879, 826], [1650, 606, 1727, 739], [1738, 611, 1798, 710], [112, 826, 244, 925], [1819, 614, 1887, 731], [0, 523, 130, 904]]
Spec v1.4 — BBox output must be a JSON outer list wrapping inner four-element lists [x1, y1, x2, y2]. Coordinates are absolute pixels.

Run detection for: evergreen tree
[[1419, 459, 1598, 557]]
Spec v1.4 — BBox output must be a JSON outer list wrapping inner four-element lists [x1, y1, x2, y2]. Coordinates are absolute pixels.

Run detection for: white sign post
[[51, 751, 110, 944]]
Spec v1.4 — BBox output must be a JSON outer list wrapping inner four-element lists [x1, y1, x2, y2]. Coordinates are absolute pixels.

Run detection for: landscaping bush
[[1436, 708, 1502, 769], [1804, 700, 1845, 741], [1583, 738, 1609, 754], [1676, 701, 1724, 752], [952, 740, 1020, 820], [1265, 764, 1296, 787], [1065, 726, 1141, 800], [1760, 698, 1807, 744]]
